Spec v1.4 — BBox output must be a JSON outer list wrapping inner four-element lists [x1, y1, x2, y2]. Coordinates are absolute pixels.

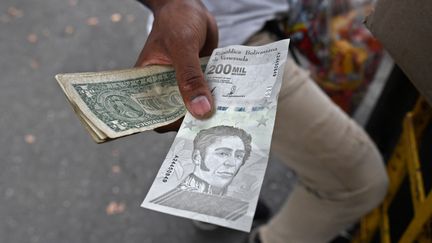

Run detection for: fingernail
[[190, 96, 211, 117]]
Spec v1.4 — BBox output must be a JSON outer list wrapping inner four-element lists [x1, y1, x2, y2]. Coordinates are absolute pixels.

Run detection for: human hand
[[136, 0, 218, 123]]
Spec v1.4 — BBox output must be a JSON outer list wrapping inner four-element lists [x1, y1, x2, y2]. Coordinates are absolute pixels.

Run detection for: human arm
[[135, 0, 218, 119]]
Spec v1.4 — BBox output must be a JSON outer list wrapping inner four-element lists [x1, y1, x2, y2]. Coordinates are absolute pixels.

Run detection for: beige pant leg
[[258, 56, 388, 243], [245, 32, 388, 242]]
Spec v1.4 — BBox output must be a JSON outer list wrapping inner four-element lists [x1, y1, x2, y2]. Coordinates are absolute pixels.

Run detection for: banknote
[[142, 39, 290, 232], [55, 58, 208, 143]]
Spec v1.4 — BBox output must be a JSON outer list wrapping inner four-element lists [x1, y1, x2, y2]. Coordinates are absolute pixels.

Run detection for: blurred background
[[0, 0, 295, 242]]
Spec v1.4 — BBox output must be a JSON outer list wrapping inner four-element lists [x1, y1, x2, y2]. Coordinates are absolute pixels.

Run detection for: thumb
[[172, 52, 214, 119]]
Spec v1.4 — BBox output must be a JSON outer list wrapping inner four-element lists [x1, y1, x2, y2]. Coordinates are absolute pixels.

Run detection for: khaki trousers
[[246, 32, 389, 243]]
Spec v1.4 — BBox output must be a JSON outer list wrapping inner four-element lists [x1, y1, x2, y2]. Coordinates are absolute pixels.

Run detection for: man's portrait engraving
[[150, 125, 252, 220]]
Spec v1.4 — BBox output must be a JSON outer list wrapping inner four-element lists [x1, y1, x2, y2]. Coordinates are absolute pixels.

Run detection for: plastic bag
[[286, 0, 383, 113]]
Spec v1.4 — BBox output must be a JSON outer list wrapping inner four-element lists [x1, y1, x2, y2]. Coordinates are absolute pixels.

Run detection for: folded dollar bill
[[55, 58, 208, 143], [142, 39, 290, 232]]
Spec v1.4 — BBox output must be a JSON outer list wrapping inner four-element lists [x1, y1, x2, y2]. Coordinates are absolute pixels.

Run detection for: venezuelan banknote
[[55, 58, 208, 143], [142, 39, 290, 232]]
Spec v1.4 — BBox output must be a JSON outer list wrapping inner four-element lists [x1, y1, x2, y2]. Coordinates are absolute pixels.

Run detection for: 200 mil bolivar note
[[55, 59, 208, 143], [142, 39, 290, 232]]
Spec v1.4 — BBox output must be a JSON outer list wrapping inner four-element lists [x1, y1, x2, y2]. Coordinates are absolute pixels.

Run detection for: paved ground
[[0, 0, 295, 242]]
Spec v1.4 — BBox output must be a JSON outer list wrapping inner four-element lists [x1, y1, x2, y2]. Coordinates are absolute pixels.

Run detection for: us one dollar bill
[[142, 39, 290, 232], [55, 58, 208, 143]]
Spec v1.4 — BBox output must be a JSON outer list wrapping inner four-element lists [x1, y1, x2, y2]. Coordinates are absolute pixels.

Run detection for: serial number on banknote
[[162, 155, 179, 183]]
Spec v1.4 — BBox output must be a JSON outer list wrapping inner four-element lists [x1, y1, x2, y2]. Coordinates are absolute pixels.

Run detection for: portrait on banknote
[[149, 125, 254, 221]]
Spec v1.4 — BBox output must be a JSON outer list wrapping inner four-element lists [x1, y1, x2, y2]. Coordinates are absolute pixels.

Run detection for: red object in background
[[289, 27, 322, 66]]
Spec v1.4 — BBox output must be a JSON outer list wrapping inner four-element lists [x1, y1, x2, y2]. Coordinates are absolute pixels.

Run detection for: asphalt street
[[0, 0, 295, 242]]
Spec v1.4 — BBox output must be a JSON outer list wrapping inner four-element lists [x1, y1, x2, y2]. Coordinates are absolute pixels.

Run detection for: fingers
[[172, 16, 217, 119], [136, 36, 214, 119], [137, 38, 214, 119], [172, 50, 214, 119]]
